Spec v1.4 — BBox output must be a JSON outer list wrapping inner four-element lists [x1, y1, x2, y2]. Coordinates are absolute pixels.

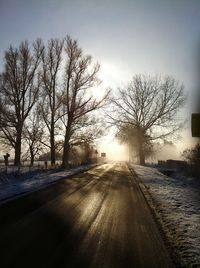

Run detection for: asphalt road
[[0, 163, 174, 268]]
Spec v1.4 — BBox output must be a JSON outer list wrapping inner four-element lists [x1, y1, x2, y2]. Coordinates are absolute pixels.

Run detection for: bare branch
[[110, 74, 186, 164]]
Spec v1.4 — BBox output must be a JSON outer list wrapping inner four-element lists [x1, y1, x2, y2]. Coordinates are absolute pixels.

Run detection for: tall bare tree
[[40, 38, 64, 166], [110, 74, 186, 165], [0, 40, 44, 165], [61, 36, 109, 168]]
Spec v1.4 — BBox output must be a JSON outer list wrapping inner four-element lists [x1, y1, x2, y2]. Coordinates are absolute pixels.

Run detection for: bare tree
[[0, 40, 44, 166], [61, 36, 109, 168], [116, 123, 154, 163], [81, 141, 96, 165], [40, 38, 64, 166], [66, 141, 97, 167], [109, 74, 186, 165], [182, 143, 200, 165], [23, 107, 45, 166]]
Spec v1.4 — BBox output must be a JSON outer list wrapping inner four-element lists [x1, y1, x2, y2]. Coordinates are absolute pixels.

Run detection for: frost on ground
[[130, 164, 200, 267], [0, 164, 97, 204]]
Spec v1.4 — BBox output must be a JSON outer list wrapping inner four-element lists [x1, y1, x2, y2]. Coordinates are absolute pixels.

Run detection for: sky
[[0, 0, 200, 160]]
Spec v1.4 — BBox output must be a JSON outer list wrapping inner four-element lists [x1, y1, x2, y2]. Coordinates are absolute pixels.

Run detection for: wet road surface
[[0, 163, 174, 267]]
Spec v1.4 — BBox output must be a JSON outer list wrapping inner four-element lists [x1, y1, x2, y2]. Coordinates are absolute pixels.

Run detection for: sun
[[91, 86, 106, 101]]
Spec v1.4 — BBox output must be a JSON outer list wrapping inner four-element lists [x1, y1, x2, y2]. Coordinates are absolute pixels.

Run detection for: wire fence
[[0, 166, 42, 174], [0, 164, 52, 184]]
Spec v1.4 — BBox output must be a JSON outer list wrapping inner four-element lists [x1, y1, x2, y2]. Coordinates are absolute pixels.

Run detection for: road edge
[[128, 164, 183, 268]]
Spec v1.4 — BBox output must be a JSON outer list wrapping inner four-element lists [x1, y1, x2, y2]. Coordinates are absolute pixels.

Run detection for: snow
[[0, 164, 97, 204], [129, 164, 200, 267]]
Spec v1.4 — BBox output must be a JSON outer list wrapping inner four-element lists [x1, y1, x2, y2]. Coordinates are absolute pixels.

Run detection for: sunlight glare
[[99, 138, 129, 161]]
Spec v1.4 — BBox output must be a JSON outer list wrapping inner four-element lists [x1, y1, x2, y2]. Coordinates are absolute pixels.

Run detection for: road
[[0, 163, 174, 268]]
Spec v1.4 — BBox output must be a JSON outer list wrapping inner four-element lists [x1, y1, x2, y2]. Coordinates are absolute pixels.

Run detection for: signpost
[[191, 113, 200, 137]]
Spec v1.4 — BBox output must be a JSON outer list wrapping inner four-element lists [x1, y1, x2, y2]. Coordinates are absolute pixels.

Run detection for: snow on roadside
[[130, 164, 200, 267], [0, 164, 97, 204]]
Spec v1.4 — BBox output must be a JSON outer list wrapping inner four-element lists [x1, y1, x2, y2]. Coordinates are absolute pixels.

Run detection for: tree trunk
[[14, 128, 22, 166], [30, 146, 34, 167], [30, 153, 34, 166], [138, 142, 145, 165], [14, 145, 21, 166], [50, 127, 55, 166], [137, 129, 145, 165], [62, 142, 70, 169], [62, 124, 71, 169]]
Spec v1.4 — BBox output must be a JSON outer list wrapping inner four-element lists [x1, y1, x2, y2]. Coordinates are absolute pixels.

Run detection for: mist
[[99, 140, 129, 162], [152, 140, 181, 162]]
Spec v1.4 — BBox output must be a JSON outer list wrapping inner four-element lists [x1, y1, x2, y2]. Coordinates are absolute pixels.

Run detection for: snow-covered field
[[130, 164, 200, 267], [0, 164, 97, 204]]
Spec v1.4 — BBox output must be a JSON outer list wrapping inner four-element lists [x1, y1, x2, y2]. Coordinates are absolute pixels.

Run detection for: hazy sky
[[0, 0, 200, 159]]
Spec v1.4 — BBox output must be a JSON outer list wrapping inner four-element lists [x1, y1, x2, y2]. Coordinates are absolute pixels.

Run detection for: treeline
[[0, 36, 187, 168], [0, 36, 109, 168]]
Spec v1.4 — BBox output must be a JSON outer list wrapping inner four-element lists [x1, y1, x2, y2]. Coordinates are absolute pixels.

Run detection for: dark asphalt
[[0, 163, 174, 268]]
